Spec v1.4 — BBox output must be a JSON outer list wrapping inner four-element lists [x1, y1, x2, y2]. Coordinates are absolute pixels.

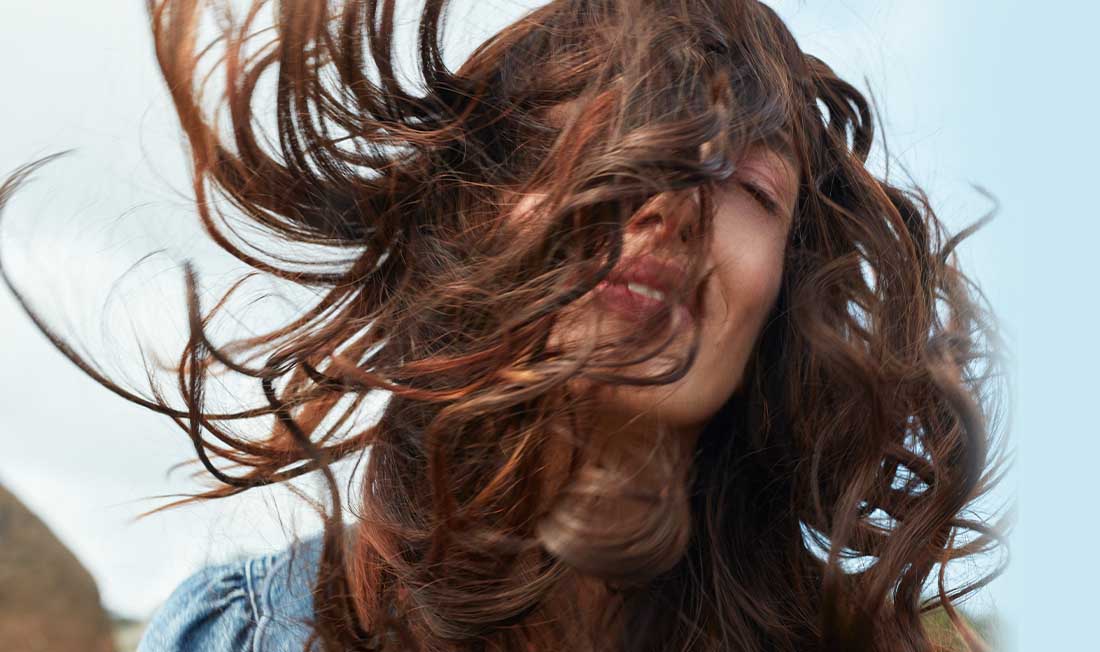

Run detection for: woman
[[0, 0, 1007, 650]]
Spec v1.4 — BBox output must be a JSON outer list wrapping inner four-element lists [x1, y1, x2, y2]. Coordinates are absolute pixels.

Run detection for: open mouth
[[593, 279, 695, 327]]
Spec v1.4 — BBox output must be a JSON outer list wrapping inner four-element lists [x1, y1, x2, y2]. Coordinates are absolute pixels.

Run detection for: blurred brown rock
[[0, 482, 115, 652]]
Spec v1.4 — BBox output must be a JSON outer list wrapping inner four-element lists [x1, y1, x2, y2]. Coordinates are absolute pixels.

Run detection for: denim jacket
[[138, 536, 323, 652]]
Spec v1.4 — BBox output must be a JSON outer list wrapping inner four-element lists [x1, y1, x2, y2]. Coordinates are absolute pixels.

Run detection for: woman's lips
[[593, 280, 695, 327], [602, 254, 702, 320]]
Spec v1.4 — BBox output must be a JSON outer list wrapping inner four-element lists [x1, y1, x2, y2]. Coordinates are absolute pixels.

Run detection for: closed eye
[[738, 180, 782, 217]]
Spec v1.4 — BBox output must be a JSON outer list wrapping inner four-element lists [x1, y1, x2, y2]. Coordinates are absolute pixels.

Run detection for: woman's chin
[[549, 297, 730, 432], [587, 372, 720, 435]]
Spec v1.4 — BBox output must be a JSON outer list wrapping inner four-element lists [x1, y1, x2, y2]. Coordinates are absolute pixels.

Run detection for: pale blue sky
[[1, 1, 1088, 649]]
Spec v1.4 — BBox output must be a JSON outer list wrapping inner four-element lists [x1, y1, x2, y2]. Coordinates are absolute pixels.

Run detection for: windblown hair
[[0, 0, 1008, 650]]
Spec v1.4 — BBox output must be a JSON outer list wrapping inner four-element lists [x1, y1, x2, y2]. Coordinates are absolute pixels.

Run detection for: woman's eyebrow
[[746, 135, 800, 194], [725, 130, 798, 178]]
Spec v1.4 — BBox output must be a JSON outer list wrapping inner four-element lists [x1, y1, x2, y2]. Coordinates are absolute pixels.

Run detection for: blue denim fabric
[[137, 536, 322, 652]]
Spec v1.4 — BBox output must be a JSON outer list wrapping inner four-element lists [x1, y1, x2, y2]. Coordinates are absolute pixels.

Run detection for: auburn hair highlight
[[0, 1, 1009, 651]]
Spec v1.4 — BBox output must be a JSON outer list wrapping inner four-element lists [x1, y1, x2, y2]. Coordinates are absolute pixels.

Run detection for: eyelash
[[738, 180, 782, 217]]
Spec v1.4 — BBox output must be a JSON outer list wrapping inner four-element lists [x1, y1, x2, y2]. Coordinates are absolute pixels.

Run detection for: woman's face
[[514, 141, 799, 447]]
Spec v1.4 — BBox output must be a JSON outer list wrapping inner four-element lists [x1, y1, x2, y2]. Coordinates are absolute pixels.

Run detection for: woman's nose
[[626, 188, 702, 246]]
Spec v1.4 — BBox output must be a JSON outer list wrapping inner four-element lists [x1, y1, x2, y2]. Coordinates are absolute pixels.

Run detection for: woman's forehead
[[736, 132, 800, 183], [755, 130, 796, 169]]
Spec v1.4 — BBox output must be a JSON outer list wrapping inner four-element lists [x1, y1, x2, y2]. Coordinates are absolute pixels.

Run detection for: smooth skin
[[520, 144, 800, 474]]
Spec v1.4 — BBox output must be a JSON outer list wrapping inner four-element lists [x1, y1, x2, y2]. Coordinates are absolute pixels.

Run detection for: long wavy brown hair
[[0, 0, 1009, 650]]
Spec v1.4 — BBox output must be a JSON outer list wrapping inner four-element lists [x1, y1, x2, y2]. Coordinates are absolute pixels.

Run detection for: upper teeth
[[625, 282, 667, 301]]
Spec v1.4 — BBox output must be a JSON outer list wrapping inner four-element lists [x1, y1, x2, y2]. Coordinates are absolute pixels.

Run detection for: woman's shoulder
[[137, 535, 323, 652]]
